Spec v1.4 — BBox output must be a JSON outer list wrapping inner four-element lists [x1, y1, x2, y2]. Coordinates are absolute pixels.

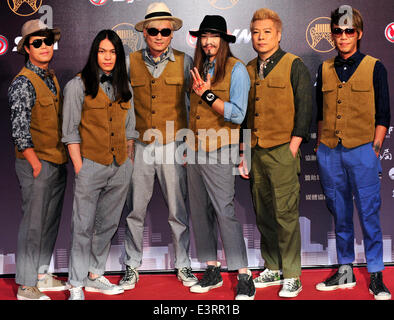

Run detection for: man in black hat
[[8, 19, 68, 300], [187, 15, 255, 300]]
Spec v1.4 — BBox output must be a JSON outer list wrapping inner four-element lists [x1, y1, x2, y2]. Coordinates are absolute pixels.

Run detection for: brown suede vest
[[14, 67, 67, 164], [189, 57, 241, 152], [247, 53, 298, 148], [129, 49, 187, 145], [79, 77, 130, 165], [320, 55, 377, 149]]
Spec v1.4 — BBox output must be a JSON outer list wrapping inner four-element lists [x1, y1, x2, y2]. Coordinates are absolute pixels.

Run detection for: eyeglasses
[[332, 28, 357, 37], [146, 28, 172, 37], [29, 37, 54, 48]]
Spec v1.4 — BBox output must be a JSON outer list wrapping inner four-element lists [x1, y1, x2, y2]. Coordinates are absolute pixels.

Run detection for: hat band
[[145, 11, 172, 19]]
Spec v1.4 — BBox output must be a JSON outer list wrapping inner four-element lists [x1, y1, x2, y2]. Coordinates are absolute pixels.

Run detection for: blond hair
[[250, 8, 282, 32]]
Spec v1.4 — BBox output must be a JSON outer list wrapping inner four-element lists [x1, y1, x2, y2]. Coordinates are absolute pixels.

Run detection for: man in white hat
[[120, 2, 197, 289], [8, 19, 68, 300]]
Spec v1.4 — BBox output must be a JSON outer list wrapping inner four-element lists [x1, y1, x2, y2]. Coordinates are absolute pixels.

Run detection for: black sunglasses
[[29, 37, 54, 48], [332, 28, 356, 37], [146, 28, 172, 37]]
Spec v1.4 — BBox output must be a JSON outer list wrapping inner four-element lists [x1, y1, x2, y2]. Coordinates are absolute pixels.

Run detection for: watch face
[[206, 93, 215, 101]]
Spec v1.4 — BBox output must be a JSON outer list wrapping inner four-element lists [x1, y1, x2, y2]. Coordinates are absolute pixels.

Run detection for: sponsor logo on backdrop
[[385, 22, 394, 43], [208, 0, 239, 10], [380, 149, 393, 161], [0, 35, 9, 56], [7, 0, 42, 16], [306, 17, 335, 53], [89, 0, 108, 5], [389, 168, 394, 180], [112, 23, 143, 55], [90, 0, 140, 5]]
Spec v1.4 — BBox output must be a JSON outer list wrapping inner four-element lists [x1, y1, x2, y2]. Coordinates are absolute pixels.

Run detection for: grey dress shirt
[[62, 70, 138, 146]]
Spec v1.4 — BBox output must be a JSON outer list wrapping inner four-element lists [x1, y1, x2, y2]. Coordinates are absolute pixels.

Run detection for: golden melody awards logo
[[208, 0, 239, 10], [112, 23, 143, 55], [7, 0, 42, 16], [306, 17, 335, 53]]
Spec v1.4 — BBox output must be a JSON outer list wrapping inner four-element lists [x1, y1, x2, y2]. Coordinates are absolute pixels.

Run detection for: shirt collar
[[26, 60, 47, 78], [143, 46, 175, 64], [335, 50, 364, 65], [258, 47, 284, 67]]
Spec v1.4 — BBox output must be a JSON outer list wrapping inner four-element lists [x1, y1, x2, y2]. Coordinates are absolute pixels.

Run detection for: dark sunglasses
[[332, 28, 356, 37], [29, 37, 54, 48], [146, 28, 172, 37]]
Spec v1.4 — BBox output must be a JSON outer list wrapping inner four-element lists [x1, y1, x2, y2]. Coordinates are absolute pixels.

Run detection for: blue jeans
[[317, 142, 384, 272]]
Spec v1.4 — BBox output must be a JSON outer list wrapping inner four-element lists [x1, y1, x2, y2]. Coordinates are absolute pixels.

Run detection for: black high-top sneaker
[[369, 271, 391, 300], [315, 264, 356, 291], [190, 263, 223, 293]]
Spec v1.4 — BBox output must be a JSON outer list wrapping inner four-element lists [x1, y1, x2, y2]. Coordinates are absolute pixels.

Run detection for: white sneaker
[[177, 267, 198, 287], [68, 286, 84, 300], [279, 278, 302, 298], [253, 268, 283, 288], [85, 276, 124, 295]]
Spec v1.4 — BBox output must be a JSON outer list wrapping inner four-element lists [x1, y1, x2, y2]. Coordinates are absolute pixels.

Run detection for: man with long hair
[[8, 19, 68, 300], [243, 8, 313, 298], [187, 15, 255, 300], [119, 2, 197, 290], [315, 6, 391, 300], [62, 29, 137, 300]]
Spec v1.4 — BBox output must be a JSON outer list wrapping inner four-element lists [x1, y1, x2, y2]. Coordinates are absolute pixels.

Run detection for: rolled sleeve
[[290, 58, 313, 140], [223, 62, 250, 125], [8, 76, 35, 152], [61, 76, 85, 145]]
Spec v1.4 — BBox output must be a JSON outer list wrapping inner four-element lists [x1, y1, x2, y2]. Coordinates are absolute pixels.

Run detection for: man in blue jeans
[[315, 6, 391, 300]]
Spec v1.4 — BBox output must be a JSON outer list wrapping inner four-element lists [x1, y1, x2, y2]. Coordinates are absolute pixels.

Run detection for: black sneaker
[[369, 271, 391, 300], [235, 270, 256, 300], [316, 264, 356, 291], [190, 263, 223, 293]]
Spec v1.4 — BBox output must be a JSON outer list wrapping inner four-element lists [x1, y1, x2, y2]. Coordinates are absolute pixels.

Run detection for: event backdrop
[[0, 0, 393, 274]]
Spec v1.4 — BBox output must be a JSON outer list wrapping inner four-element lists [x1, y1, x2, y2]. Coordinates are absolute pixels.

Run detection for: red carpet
[[1, 266, 393, 300]]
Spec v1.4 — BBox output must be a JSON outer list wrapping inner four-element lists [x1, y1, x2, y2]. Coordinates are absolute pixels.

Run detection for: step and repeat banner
[[0, 0, 393, 274]]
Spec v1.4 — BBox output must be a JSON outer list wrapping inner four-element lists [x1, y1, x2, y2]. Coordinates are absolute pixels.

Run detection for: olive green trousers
[[250, 143, 301, 278]]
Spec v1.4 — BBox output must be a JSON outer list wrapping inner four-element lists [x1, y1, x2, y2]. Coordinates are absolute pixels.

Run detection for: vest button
[[338, 84, 343, 89], [152, 95, 156, 99], [253, 128, 258, 132], [256, 97, 260, 101], [255, 113, 260, 117], [335, 130, 340, 134], [109, 117, 112, 121], [337, 115, 341, 119], [256, 82, 260, 86], [338, 100, 342, 104], [198, 100, 202, 104], [196, 115, 200, 120], [152, 110, 156, 114], [152, 80, 155, 84], [152, 126, 156, 129], [111, 147, 115, 151], [111, 132, 114, 136], [109, 103, 112, 107], [55, 98, 58, 102]]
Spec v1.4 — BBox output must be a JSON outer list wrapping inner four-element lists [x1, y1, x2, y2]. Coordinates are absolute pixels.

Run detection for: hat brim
[[189, 29, 236, 43], [17, 28, 61, 54], [135, 16, 183, 32]]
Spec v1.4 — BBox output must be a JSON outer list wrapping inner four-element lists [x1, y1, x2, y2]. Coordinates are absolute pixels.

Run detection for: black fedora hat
[[189, 15, 236, 43]]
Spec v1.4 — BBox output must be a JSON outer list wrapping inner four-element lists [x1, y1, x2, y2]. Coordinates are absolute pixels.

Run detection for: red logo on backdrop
[[385, 22, 394, 43], [89, 0, 108, 6], [0, 35, 9, 56]]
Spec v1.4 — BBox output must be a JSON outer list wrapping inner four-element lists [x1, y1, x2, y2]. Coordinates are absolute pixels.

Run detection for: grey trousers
[[124, 141, 191, 269], [15, 159, 67, 287], [186, 146, 248, 271], [68, 158, 132, 287]]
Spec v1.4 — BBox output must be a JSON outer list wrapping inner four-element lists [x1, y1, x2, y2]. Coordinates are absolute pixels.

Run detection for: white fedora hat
[[135, 2, 183, 32]]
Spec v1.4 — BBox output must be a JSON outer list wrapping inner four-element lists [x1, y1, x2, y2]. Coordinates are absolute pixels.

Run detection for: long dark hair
[[81, 29, 131, 102], [193, 36, 234, 85]]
